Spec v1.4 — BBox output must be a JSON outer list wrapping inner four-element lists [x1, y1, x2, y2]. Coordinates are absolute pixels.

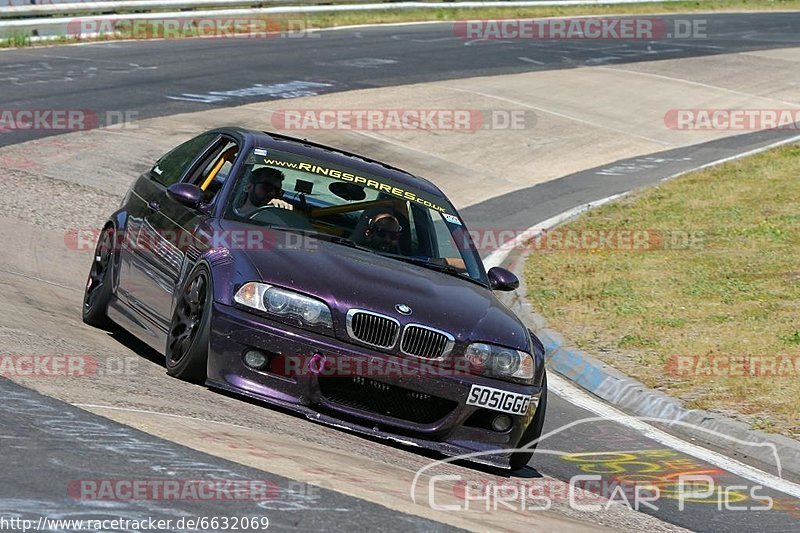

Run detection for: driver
[[362, 212, 403, 254], [237, 167, 293, 216]]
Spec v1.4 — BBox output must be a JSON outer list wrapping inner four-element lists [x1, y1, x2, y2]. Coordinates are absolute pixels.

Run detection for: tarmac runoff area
[[0, 45, 798, 531], [0, 47, 797, 207]]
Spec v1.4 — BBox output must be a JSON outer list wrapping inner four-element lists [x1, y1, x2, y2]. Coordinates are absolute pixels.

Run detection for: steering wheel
[[247, 204, 281, 219]]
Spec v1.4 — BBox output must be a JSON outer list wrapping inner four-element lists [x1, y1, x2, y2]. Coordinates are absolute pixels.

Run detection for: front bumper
[[207, 302, 544, 467]]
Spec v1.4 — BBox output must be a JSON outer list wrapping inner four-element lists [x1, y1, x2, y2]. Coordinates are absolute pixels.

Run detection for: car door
[[150, 136, 241, 320], [116, 132, 219, 331]]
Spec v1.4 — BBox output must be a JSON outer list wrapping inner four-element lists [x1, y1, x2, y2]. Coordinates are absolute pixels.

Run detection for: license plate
[[466, 385, 531, 415]]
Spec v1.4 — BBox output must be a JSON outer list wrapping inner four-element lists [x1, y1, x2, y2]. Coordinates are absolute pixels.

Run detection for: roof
[[215, 127, 449, 199]]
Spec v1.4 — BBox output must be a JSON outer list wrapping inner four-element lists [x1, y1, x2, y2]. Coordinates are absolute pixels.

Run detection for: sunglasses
[[253, 182, 282, 192]]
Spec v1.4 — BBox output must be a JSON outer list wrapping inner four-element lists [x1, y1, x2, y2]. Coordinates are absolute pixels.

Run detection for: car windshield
[[224, 148, 487, 284]]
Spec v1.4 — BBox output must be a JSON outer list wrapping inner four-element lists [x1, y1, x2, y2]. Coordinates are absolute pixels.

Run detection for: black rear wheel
[[166, 267, 211, 383], [509, 372, 548, 471], [82, 225, 116, 329]]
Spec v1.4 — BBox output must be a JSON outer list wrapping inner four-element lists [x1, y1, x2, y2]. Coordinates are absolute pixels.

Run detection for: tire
[[165, 266, 212, 383], [509, 372, 548, 471], [82, 225, 116, 329]]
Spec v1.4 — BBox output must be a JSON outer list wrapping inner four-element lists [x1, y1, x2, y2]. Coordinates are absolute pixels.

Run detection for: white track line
[[665, 133, 800, 176], [483, 192, 627, 270], [436, 85, 672, 146], [482, 133, 800, 498], [595, 66, 800, 108], [485, 133, 800, 269], [549, 373, 800, 499], [0, 267, 81, 292], [75, 403, 259, 431]]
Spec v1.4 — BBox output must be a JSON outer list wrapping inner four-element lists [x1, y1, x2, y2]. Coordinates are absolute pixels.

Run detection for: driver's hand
[[268, 198, 293, 210]]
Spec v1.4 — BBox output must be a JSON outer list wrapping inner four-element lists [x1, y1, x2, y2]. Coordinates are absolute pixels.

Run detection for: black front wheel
[[82, 225, 116, 329], [165, 267, 212, 383], [509, 372, 548, 471]]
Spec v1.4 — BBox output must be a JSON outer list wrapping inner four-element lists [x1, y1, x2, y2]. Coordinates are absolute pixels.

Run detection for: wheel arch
[[193, 248, 261, 307], [529, 328, 547, 388]]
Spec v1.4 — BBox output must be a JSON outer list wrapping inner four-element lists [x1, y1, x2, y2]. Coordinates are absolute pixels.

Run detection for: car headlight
[[465, 342, 534, 382], [234, 282, 333, 330]]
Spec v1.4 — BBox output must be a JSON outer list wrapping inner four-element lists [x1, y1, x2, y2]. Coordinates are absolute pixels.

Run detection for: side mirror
[[487, 266, 519, 291], [166, 183, 203, 209]]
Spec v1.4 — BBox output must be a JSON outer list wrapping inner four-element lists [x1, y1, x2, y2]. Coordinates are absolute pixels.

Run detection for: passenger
[[362, 212, 403, 254]]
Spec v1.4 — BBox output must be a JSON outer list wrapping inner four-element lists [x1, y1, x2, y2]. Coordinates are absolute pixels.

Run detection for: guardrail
[[0, 0, 304, 19], [5, 0, 107, 5], [0, 0, 682, 41]]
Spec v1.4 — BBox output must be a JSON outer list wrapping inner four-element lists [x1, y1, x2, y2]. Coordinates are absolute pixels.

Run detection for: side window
[[188, 139, 240, 204], [151, 133, 217, 187]]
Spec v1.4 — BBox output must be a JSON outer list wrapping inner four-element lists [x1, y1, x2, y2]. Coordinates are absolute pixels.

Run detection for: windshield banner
[[246, 149, 451, 214]]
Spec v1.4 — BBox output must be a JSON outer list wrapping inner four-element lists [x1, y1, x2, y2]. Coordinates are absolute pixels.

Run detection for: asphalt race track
[[1, 11, 799, 532], [0, 378, 453, 532], [0, 12, 798, 148]]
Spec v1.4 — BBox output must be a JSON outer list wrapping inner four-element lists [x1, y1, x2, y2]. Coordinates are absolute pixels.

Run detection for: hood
[[221, 220, 530, 352]]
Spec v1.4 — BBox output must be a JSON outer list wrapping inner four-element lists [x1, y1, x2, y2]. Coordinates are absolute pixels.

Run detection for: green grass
[[301, 0, 800, 28], [0, 32, 31, 48], [2, 0, 800, 48], [525, 144, 800, 438]]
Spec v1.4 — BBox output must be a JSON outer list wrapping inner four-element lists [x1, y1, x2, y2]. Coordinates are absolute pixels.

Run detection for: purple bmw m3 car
[[82, 127, 547, 470]]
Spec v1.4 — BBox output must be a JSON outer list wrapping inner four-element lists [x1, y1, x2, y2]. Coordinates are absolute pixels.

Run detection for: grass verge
[[2, 0, 800, 48], [524, 143, 800, 438], [0, 31, 30, 48], [302, 0, 800, 28]]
